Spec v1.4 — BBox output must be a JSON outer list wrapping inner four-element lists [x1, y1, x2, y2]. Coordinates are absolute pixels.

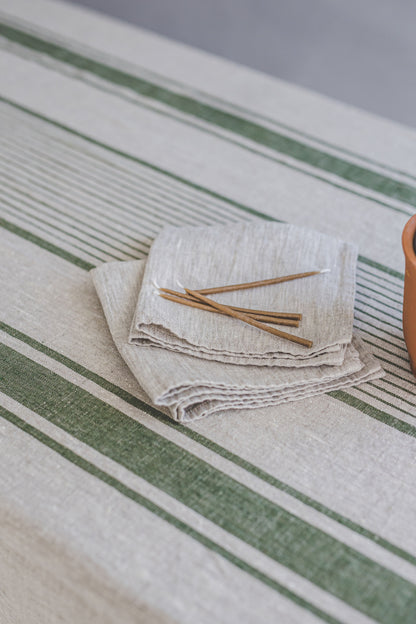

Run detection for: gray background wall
[[69, 0, 416, 128]]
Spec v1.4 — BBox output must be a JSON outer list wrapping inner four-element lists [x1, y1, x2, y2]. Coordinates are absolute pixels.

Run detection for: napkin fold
[[92, 259, 384, 423], [129, 222, 358, 367]]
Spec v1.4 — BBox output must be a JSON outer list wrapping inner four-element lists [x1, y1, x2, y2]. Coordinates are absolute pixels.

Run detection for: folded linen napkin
[[92, 259, 384, 423], [129, 222, 357, 367]]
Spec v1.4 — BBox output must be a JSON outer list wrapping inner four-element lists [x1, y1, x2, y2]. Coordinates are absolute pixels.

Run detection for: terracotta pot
[[402, 214, 416, 377]]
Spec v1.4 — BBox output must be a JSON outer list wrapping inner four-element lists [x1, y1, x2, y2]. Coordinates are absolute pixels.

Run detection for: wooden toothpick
[[195, 269, 330, 295], [185, 288, 313, 348]]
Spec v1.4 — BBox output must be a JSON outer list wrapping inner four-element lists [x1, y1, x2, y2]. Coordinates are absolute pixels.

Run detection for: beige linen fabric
[[129, 222, 358, 367], [2, 1, 416, 623], [92, 259, 383, 422]]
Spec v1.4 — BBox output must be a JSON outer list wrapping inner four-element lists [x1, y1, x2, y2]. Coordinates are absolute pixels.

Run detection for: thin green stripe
[[1, 99, 413, 441], [374, 376, 416, 398], [329, 390, 416, 437], [0, 405, 340, 624], [375, 356, 415, 382], [356, 281, 402, 305], [0, 342, 415, 623], [355, 294, 402, 322], [355, 304, 402, 334], [0, 209, 106, 264], [1, 22, 415, 215], [0, 132, 225, 226], [3, 137, 408, 287], [0, 110, 239, 223], [357, 255, 404, 282], [362, 346, 411, 375], [1, 195, 125, 261], [2, 9, 416, 185], [2, 319, 415, 568], [0, 215, 94, 270], [369, 381, 416, 412], [0, 146, 162, 243], [355, 288, 402, 315], [353, 386, 415, 420], [0, 153, 213, 233], [0, 95, 402, 281], [362, 336, 408, 364], [0, 97, 274, 223], [357, 324, 407, 354], [3, 130, 404, 310], [355, 304, 402, 333], [0, 182, 145, 257], [357, 265, 404, 291]]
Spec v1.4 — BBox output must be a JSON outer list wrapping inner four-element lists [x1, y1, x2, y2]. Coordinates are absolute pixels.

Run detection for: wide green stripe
[[0, 342, 415, 623], [1, 22, 416, 214], [3, 9, 416, 185], [0, 405, 340, 624], [0, 215, 94, 270], [2, 319, 415, 567]]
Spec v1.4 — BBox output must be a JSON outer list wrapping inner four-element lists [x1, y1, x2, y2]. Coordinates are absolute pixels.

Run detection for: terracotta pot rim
[[402, 214, 416, 270]]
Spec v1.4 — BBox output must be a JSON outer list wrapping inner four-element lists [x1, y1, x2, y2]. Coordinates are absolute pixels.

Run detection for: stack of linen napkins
[[91, 222, 384, 422]]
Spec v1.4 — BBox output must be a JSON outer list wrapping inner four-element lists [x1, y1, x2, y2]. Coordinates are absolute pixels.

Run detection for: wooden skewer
[[196, 269, 329, 296], [185, 288, 313, 348], [159, 293, 300, 326], [159, 288, 302, 321]]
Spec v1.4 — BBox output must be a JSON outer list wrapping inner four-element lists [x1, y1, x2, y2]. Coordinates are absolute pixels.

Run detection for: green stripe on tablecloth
[[328, 390, 415, 433], [2, 9, 416, 185], [0, 187, 144, 259], [357, 385, 415, 418], [0, 215, 94, 270], [2, 99, 414, 437], [0, 120, 235, 222], [3, 212, 413, 432], [1, 319, 415, 567], [0, 96, 405, 280], [0, 342, 415, 623], [0, 148, 218, 239], [0, 139, 218, 231], [0, 405, 341, 624], [3, 98, 414, 435], [0, 96, 274, 222], [1, 23, 416, 214]]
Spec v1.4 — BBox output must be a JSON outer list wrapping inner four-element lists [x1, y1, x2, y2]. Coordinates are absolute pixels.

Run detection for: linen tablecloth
[[1, 1, 416, 622]]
